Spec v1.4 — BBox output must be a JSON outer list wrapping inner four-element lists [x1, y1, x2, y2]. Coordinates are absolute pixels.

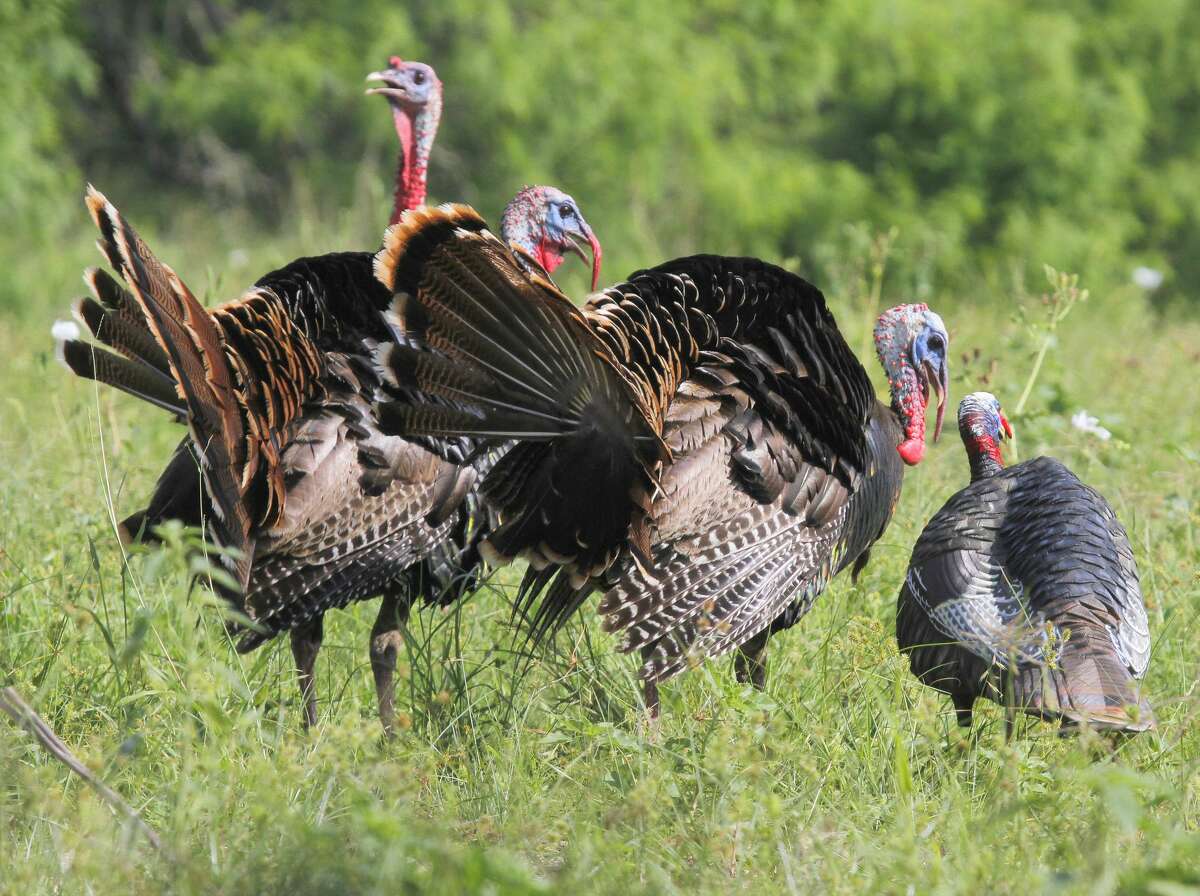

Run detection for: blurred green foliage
[[4, 0, 1200, 306]]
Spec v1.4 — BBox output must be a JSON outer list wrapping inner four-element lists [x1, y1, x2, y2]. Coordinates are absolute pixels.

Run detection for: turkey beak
[[564, 222, 602, 291], [365, 69, 405, 99], [999, 411, 1014, 441]]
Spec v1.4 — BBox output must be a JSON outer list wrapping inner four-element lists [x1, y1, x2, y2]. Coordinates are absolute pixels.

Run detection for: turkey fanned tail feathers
[[66, 186, 261, 590], [897, 456, 1153, 732], [58, 189, 489, 647]]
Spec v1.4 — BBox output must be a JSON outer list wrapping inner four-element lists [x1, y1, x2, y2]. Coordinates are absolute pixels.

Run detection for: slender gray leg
[[290, 614, 324, 729], [370, 583, 412, 737]]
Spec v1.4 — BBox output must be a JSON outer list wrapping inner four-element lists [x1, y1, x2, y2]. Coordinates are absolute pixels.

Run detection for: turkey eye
[[560, 204, 575, 218], [413, 71, 426, 85], [927, 334, 945, 352]]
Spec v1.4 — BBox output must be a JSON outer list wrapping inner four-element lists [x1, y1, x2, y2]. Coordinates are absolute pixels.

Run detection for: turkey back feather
[[374, 205, 661, 576]]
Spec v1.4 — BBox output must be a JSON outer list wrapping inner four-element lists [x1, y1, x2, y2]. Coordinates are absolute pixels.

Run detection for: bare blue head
[[958, 391, 1013, 478], [501, 186, 602, 290], [873, 304, 950, 465]]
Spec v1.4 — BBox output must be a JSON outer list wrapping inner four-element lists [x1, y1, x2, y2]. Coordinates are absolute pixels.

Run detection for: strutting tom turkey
[[896, 392, 1153, 734], [371, 204, 950, 716], [55, 183, 598, 734]]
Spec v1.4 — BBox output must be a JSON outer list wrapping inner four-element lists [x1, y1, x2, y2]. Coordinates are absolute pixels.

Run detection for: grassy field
[[2, 195, 1199, 895]]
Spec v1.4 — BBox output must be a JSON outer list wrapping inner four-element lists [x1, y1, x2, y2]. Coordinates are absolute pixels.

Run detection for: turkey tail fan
[[373, 203, 662, 576], [55, 263, 186, 416], [1009, 630, 1155, 732], [82, 186, 255, 588], [80, 267, 173, 374], [55, 337, 185, 417]]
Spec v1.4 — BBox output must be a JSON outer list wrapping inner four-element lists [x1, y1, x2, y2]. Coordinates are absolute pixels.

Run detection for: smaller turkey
[[896, 392, 1153, 734]]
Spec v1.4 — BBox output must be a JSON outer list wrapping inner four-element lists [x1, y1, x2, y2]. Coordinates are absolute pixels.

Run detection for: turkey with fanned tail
[[372, 204, 950, 715], [897, 392, 1153, 734], [54, 177, 600, 734]]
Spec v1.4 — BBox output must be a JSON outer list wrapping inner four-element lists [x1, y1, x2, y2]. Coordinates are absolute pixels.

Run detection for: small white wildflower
[[228, 248, 250, 267], [51, 319, 80, 342], [51, 319, 81, 368], [1132, 266, 1163, 290], [1072, 410, 1112, 442]]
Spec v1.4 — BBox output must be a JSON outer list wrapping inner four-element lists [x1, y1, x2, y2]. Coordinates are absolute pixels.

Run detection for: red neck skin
[[874, 307, 930, 466], [535, 235, 566, 275], [961, 419, 1005, 481], [388, 103, 434, 224], [892, 365, 928, 465]]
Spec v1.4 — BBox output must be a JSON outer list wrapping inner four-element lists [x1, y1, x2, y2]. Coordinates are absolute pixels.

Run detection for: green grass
[[2, 199, 1199, 895]]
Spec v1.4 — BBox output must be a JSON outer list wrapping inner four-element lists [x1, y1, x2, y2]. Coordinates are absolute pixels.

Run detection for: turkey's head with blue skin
[[874, 304, 950, 466], [957, 391, 1014, 478], [501, 186, 603, 290]]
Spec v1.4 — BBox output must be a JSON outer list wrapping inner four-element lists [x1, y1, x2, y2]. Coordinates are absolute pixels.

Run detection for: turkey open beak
[[923, 358, 948, 442], [564, 224, 602, 291], [999, 410, 1014, 441], [366, 68, 406, 100]]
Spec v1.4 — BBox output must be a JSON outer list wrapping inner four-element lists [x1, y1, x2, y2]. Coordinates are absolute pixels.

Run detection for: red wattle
[[536, 237, 565, 275], [897, 439, 926, 466], [892, 364, 928, 466]]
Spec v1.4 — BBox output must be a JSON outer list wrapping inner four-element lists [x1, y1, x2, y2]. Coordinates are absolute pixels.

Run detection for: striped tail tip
[[1063, 701, 1155, 734], [373, 202, 488, 292], [84, 183, 108, 219], [85, 185, 125, 271]]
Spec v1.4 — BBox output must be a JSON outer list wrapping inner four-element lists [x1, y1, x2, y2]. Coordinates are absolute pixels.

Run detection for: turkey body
[[373, 206, 945, 708], [600, 393, 907, 686], [59, 195, 486, 731], [897, 456, 1153, 731], [132, 251, 481, 646]]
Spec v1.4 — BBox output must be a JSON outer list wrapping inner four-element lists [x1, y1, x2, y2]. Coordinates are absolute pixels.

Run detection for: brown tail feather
[[83, 186, 255, 588], [372, 203, 661, 578], [74, 296, 175, 379], [77, 266, 174, 374], [83, 267, 173, 373], [1011, 631, 1154, 732], [56, 338, 185, 416], [56, 263, 183, 415]]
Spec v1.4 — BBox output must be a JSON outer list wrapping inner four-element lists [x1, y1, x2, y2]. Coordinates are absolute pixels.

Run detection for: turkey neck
[[967, 435, 1004, 481], [389, 97, 441, 224]]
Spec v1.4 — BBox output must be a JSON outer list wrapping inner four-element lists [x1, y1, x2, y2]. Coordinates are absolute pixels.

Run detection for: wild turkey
[[896, 392, 1153, 734], [365, 57, 601, 289], [55, 176, 599, 732], [366, 56, 442, 224], [371, 205, 950, 715], [56, 51, 600, 732]]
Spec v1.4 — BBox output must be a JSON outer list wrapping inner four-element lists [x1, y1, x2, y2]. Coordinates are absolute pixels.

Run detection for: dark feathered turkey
[[56, 189, 491, 733], [896, 392, 1153, 733], [372, 204, 950, 714]]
